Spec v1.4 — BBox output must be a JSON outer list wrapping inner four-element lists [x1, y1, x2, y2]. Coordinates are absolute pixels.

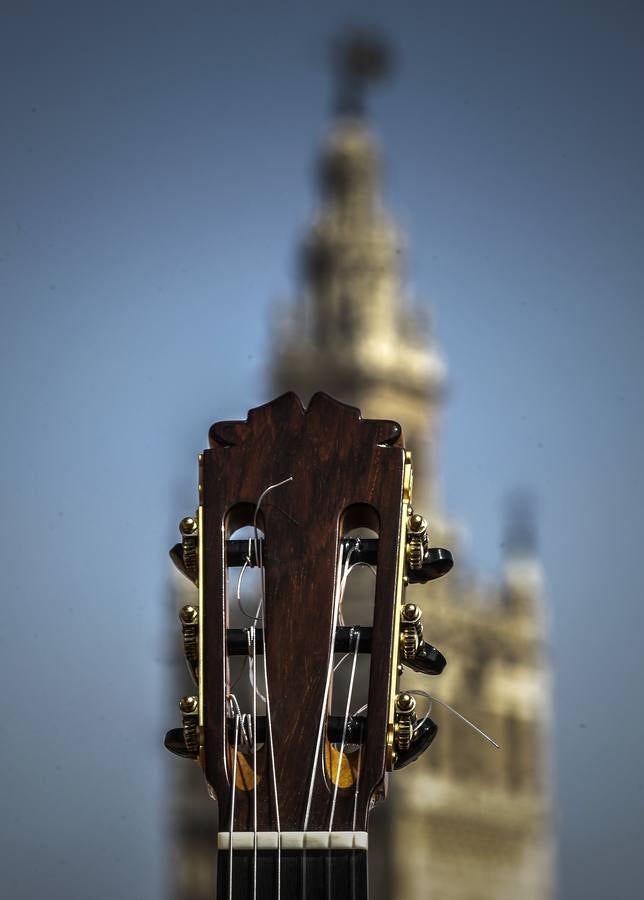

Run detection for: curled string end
[[409, 689, 500, 750]]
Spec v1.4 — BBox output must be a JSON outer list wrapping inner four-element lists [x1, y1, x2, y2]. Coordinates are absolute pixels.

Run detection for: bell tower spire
[[272, 31, 446, 516]]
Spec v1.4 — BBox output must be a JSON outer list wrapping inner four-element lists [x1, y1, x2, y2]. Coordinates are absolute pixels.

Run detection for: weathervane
[[332, 29, 393, 117]]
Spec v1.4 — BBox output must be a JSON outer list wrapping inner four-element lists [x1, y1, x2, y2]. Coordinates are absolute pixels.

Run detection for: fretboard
[[216, 848, 368, 900]]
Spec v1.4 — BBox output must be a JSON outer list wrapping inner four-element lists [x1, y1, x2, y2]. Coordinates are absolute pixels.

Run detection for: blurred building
[[170, 35, 555, 900], [272, 37, 555, 900]]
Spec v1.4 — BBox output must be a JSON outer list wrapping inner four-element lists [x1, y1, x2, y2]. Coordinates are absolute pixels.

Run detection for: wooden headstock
[[167, 392, 453, 842]]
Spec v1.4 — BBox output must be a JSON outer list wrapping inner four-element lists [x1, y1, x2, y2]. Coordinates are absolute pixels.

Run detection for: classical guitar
[[165, 392, 453, 899]]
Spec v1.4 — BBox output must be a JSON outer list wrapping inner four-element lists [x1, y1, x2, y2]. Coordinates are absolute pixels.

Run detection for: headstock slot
[[322, 504, 380, 808], [324, 505, 379, 801], [225, 511, 268, 740]]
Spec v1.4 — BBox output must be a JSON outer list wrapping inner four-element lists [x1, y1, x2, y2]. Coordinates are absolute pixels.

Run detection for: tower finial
[[331, 28, 393, 117]]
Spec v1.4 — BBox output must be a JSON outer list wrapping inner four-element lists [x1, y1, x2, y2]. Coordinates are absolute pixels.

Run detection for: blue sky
[[2, 3, 643, 898]]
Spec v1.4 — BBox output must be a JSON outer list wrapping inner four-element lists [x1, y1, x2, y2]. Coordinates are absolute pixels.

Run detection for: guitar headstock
[[166, 392, 452, 838]]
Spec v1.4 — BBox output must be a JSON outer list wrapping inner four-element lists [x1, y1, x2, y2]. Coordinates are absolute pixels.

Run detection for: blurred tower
[[273, 33, 446, 524], [271, 32, 555, 900], [170, 32, 554, 900]]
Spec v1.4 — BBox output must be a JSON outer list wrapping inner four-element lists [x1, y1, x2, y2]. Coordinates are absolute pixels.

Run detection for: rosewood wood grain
[[201, 392, 405, 834]]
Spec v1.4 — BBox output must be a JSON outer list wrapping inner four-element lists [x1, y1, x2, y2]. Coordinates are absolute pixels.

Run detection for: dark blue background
[[2, 3, 643, 898]]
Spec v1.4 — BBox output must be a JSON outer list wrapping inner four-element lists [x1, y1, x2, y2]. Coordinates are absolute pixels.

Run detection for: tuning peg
[[180, 516, 199, 581], [392, 689, 440, 770], [169, 516, 199, 584], [393, 717, 438, 770], [179, 695, 200, 755], [394, 692, 417, 753], [399, 603, 446, 675], [405, 510, 453, 583], [400, 603, 423, 659], [164, 694, 200, 760], [180, 605, 199, 682], [406, 513, 429, 572]]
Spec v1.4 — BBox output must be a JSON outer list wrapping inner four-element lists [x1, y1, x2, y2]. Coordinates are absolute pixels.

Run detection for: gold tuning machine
[[180, 605, 199, 683], [169, 514, 200, 585], [165, 515, 202, 761], [400, 602, 423, 659], [179, 516, 199, 583], [399, 600, 446, 677], [404, 508, 454, 584], [406, 511, 429, 571], [394, 692, 417, 753], [386, 495, 450, 772], [179, 695, 200, 756]]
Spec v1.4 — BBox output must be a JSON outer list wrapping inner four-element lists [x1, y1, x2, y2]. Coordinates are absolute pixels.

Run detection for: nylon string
[[253, 477, 293, 899], [302, 545, 352, 832], [225, 476, 292, 900], [228, 710, 240, 900]]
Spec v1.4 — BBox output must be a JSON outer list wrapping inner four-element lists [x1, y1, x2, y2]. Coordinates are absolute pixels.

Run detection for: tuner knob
[[405, 641, 447, 676], [180, 695, 200, 755], [407, 547, 454, 584], [393, 717, 438, 770], [164, 727, 198, 759]]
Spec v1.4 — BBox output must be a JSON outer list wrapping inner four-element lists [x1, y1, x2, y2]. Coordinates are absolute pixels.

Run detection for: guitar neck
[[216, 847, 369, 900]]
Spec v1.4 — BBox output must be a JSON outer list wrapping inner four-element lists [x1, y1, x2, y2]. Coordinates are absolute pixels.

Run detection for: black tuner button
[[393, 718, 438, 770], [405, 641, 447, 676], [164, 727, 198, 760], [169, 542, 189, 579], [407, 547, 454, 584]]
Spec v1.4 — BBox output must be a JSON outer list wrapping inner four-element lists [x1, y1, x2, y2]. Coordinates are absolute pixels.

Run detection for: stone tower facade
[[271, 98, 555, 900], [272, 118, 446, 521]]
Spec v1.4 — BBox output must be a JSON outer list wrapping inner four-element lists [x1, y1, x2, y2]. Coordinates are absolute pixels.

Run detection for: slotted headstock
[[167, 392, 453, 842]]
